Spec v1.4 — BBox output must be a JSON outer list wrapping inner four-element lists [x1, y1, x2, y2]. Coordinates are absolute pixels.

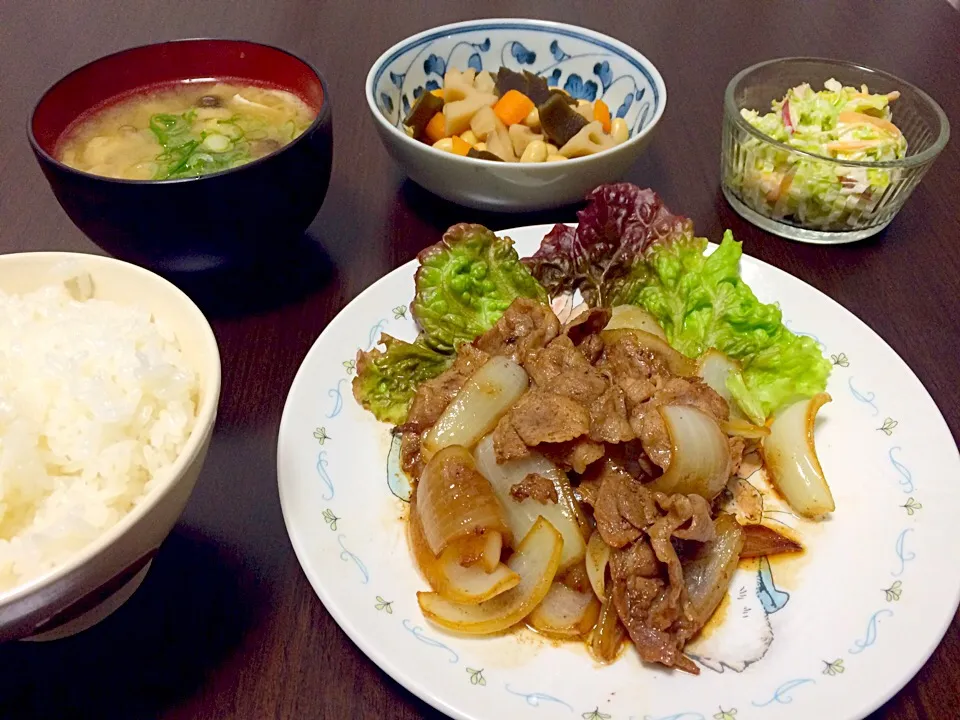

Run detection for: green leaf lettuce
[[351, 335, 454, 425], [353, 223, 548, 425], [412, 223, 547, 353], [628, 229, 832, 420], [524, 184, 831, 421]]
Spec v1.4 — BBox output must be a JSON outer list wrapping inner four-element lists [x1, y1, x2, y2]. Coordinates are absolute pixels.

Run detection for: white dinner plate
[[278, 224, 960, 720]]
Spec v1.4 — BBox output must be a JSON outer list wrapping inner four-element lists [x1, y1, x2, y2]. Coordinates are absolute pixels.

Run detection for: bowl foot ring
[[23, 548, 158, 642]]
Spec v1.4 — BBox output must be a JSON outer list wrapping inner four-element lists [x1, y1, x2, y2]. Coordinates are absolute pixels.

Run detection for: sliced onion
[[683, 513, 744, 632], [589, 593, 625, 663], [555, 474, 593, 542], [696, 349, 768, 424], [417, 445, 510, 556], [762, 393, 835, 518], [474, 435, 586, 569], [423, 357, 529, 456], [480, 531, 503, 573], [418, 516, 563, 634], [600, 328, 696, 377], [409, 500, 519, 603], [453, 530, 503, 573], [605, 305, 667, 339], [431, 546, 520, 605], [696, 348, 742, 408], [721, 418, 771, 439], [645, 405, 732, 500], [740, 524, 803, 558], [585, 530, 611, 602], [528, 582, 601, 637]]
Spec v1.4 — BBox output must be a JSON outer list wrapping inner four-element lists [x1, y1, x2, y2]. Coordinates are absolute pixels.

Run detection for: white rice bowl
[[0, 273, 198, 592]]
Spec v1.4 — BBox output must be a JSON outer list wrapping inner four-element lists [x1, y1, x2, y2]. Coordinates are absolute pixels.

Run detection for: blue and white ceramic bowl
[[365, 19, 667, 212]]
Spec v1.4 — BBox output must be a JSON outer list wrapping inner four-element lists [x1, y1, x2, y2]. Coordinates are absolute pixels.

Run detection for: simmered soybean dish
[[403, 67, 630, 162], [57, 82, 317, 180]]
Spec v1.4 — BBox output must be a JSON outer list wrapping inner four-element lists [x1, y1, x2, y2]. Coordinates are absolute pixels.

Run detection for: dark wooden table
[[1, 1, 959, 718]]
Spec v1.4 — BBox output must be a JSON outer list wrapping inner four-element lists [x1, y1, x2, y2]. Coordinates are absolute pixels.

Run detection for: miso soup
[[56, 81, 317, 180]]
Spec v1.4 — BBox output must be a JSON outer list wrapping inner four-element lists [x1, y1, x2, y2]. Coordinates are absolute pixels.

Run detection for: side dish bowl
[[365, 19, 666, 212], [0, 252, 221, 641], [721, 57, 949, 244], [29, 39, 333, 274]]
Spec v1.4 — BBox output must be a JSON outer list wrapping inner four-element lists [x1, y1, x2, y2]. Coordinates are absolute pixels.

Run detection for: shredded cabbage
[[731, 79, 907, 230]]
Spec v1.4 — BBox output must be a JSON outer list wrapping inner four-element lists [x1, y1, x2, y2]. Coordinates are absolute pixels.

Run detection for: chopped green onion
[[202, 133, 231, 152]]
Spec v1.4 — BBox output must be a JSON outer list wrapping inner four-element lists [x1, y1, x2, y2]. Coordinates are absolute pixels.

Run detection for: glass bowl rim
[[724, 56, 950, 170]]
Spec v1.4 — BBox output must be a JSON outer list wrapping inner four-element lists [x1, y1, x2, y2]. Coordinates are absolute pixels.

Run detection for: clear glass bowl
[[721, 57, 949, 243]]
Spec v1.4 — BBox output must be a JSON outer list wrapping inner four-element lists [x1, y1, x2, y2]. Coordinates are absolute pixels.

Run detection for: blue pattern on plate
[[372, 22, 661, 140], [642, 713, 706, 720], [848, 377, 880, 416], [849, 608, 894, 654], [892, 528, 916, 577], [367, 319, 388, 349], [316, 450, 334, 500], [783, 319, 826, 348], [504, 684, 574, 711], [385, 433, 412, 502], [751, 678, 815, 707], [889, 447, 914, 493], [337, 534, 370, 584], [402, 619, 459, 663], [757, 556, 790, 614], [326, 377, 348, 418]]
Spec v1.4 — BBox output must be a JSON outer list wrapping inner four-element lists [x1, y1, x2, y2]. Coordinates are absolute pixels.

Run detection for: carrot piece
[[825, 139, 884, 153], [594, 99, 612, 133], [837, 111, 901, 136], [493, 89, 536, 126], [424, 112, 447, 144], [431, 88, 445, 99], [450, 136, 472, 156], [765, 170, 796, 203]]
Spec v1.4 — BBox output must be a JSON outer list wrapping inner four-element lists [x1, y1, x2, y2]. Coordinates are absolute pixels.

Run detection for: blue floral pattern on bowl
[[371, 21, 662, 142]]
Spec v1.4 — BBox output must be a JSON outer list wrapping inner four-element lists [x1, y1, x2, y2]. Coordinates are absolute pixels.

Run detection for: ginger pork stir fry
[[397, 298, 748, 672], [353, 184, 836, 673]]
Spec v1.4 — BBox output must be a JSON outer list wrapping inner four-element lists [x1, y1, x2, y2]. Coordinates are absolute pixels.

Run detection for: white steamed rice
[[0, 273, 199, 592]]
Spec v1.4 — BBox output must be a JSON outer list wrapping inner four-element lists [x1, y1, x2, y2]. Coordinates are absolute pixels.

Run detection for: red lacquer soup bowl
[[29, 39, 333, 273]]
